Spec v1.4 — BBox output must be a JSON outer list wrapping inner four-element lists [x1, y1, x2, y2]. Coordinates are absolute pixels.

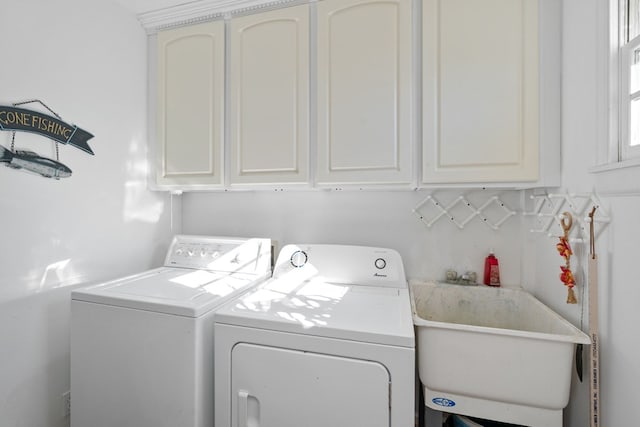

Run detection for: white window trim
[[620, 18, 640, 159], [593, 0, 640, 173]]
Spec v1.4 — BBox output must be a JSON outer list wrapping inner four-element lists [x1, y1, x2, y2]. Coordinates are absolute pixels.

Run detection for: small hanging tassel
[[558, 213, 578, 304]]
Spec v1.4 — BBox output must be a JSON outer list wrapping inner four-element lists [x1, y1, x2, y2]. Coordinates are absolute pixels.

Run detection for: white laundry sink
[[410, 280, 590, 427]]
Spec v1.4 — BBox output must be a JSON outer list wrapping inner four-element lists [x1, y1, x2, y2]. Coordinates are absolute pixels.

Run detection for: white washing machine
[[214, 244, 415, 427], [71, 235, 272, 427]]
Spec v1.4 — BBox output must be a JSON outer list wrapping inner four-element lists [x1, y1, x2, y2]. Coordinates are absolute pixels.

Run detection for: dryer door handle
[[237, 390, 259, 427], [238, 390, 249, 427]]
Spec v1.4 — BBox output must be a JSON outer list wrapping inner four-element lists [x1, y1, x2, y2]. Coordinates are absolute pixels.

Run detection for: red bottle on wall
[[483, 252, 500, 286]]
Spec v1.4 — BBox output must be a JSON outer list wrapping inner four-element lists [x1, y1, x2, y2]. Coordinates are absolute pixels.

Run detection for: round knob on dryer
[[290, 250, 308, 268], [374, 258, 387, 269]]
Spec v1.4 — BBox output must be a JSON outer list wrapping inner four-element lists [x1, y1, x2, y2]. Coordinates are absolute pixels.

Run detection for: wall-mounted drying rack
[[413, 191, 517, 230], [523, 191, 611, 243], [412, 190, 612, 237]]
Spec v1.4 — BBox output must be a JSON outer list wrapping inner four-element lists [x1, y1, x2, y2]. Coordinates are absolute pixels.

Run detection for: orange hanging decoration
[[558, 212, 577, 304]]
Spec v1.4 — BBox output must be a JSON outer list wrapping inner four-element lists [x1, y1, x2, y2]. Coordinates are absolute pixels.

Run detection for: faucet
[[445, 269, 478, 285]]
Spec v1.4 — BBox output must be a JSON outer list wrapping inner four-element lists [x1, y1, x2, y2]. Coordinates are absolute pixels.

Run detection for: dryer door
[[231, 343, 390, 427]]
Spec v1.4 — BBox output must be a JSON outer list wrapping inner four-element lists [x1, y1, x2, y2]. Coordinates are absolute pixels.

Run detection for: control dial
[[374, 258, 387, 269], [290, 250, 308, 268]]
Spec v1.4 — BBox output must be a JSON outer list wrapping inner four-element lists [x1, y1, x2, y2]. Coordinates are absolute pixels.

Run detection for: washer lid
[[215, 275, 415, 347], [72, 268, 268, 317]]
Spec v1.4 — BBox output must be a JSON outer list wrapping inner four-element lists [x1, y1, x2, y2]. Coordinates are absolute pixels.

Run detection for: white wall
[[183, 190, 525, 286], [0, 1, 173, 426], [523, 1, 640, 426]]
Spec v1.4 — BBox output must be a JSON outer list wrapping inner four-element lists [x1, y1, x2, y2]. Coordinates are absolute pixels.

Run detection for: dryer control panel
[[164, 235, 271, 274], [273, 244, 406, 288]]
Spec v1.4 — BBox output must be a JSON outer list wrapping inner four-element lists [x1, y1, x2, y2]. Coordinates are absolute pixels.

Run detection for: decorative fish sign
[[0, 145, 72, 179], [0, 105, 94, 155]]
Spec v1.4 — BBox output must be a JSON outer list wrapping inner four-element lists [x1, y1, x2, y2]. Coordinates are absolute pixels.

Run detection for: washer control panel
[[164, 235, 271, 273]]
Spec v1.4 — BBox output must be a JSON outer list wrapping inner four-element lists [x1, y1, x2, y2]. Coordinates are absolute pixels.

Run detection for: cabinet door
[[231, 343, 390, 427], [422, 0, 539, 183], [229, 5, 309, 185], [156, 21, 224, 186], [317, 0, 412, 185]]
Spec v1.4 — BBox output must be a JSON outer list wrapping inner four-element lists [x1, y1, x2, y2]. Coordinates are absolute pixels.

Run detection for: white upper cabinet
[[422, 0, 559, 185], [150, 0, 559, 190], [156, 21, 224, 187], [229, 5, 310, 185], [316, 0, 413, 186]]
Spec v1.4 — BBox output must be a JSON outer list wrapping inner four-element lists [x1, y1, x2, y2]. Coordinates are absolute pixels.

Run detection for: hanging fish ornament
[[558, 212, 577, 304], [0, 145, 71, 179]]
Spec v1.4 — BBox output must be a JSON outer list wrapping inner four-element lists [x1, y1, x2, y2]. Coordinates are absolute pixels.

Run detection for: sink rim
[[409, 280, 591, 345]]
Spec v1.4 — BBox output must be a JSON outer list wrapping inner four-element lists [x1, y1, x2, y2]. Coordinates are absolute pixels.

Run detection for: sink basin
[[410, 280, 590, 427]]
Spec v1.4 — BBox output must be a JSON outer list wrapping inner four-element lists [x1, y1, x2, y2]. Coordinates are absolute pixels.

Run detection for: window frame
[[619, 1, 640, 160], [594, 0, 640, 171], [605, 0, 640, 162]]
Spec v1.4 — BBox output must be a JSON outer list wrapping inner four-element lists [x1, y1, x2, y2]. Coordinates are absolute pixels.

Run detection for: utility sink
[[410, 280, 590, 427]]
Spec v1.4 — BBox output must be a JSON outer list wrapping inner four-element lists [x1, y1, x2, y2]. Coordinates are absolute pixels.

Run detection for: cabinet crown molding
[[139, 0, 303, 32]]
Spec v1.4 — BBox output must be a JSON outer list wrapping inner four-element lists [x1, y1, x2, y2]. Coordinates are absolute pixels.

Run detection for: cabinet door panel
[[317, 0, 412, 185], [423, 0, 539, 183], [229, 5, 309, 185], [157, 21, 224, 186]]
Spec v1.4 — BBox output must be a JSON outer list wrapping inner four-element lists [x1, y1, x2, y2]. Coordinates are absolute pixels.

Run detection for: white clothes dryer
[[214, 244, 415, 427], [71, 235, 272, 427]]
